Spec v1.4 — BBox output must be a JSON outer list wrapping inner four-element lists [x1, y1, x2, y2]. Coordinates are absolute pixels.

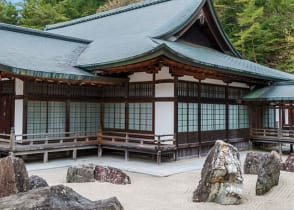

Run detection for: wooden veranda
[[249, 103, 294, 153], [244, 81, 294, 153], [0, 129, 175, 164]]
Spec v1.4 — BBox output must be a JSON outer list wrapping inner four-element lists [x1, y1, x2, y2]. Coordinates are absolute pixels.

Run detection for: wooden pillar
[[174, 76, 178, 160], [43, 151, 48, 163], [157, 150, 161, 165], [9, 127, 15, 152], [278, 105, 283, 155], [72, 149, 77, 160], [98, 145, 102, 157], [198, 80, 202, 157], [124, 149, 129, 161], [225, 83, 229, 142]]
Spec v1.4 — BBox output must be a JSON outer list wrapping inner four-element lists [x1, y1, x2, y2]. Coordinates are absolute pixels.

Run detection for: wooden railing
[[98, 131, 175, 148], [0, 129, 98, 162], [98, 131, 176, 164], [251, 128, 294, 143]]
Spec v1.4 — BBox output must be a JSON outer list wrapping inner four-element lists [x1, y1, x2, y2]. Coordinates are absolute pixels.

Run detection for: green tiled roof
[[0, 23, 126, 83], [243, 81, 294, 101], [45, 0, 294, 81]]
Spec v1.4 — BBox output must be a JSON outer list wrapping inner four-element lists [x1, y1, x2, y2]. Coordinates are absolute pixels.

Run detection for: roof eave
[[79, 44, 286, 82], [0, 64, 127, 84]]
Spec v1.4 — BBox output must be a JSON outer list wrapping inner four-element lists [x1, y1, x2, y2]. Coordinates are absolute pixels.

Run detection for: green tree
[[0, 1, 19, 24], [214, 0, 294, 72], [19, 0, 106, 29], [97, 0, 142, 13], [20, 0, 68, 29]]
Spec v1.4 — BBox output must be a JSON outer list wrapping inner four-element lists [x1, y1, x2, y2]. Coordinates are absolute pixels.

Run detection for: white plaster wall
[[155, 102, 174, 136], [179, 75, 199, 82], [156, 66, 173, 80], [285, 109, 289, 125], [229, 82, 250, 88], [202, 78, 226, 85], [155, 83, 174, 97], [14, 99, 23, 138], [15, 78, 24, 95], [129, 72, 153, 82]]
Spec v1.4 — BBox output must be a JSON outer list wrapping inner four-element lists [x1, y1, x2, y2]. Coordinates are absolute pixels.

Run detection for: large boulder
[[0, 184, 123, 210], [282, 153, 294, 172], [66, 165, 95, 183], [256, 151, 281, 195], [0, 156, 29, 198], [193, 140, 243, 205], [29, 175, 49, 190], [94, 166, 131, 185], [244, 152, 263, 174]]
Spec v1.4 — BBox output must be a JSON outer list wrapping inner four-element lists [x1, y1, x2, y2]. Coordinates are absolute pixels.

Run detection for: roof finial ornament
[[198, 9, 205, 25]]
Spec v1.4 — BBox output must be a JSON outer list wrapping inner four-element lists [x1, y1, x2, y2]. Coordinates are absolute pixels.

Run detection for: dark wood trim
[[65, 100, 70, 134], [198, 81, 202, 156], [152, 73, 156, 134], [155, 97, 175, 102], [225, 83, 229, 141], [23, 96, 28, 135], [155, 79, 174, 84], [174, 76, 179, 150], [15, 95, 24, 100]]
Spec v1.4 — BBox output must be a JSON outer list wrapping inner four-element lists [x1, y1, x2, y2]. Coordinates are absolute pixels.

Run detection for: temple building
[[0, 0, 293, 162]]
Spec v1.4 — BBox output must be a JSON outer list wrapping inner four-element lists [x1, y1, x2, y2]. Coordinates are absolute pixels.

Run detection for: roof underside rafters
[[95, 56, 269, 85], [0, 67, 127, 86]]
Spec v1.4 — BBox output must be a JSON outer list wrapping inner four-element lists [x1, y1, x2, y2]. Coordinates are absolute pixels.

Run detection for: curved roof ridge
[[0, 23, 92, 44], [45, 0, 172, 30]]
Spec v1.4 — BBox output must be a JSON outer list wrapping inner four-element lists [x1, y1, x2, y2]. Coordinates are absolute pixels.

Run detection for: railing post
[[9, 127, 15, 152], [126, 132, 129, 143], [97, 129, 103, 158], [97, 129, 102, 144], [157, 136, 161, 165], [157, 136, 161, 148]]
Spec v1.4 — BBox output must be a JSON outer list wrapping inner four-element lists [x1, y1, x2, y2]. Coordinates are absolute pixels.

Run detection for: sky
[[8, 0, 23, 3]]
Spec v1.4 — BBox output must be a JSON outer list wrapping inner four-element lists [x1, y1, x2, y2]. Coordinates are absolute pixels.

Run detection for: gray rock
[[244, 152, 263, 174], [29, 175, 49, 190], [94, 166, 131, 185], [256, 151, 281, 195], [66, 165, 95, 183], [0, 184, 123, 210], [282, 153, 294, 172], [193, 140, 243, 205], [0, 156, 29, 198]]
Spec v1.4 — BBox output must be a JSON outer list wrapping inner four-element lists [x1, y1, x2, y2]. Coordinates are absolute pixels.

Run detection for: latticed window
[[229, 105, 249, 129], [239, 105, 249, 128], [70, 102, 100, 136], [201, 104, 226, 131], [178, 103, 198, 132], [27, 101, 47, 136], [0, 80, 15, 95], [178, 81, 198, 97], [128, 103, 152, 131], [104, 86, 126, 97], [104, 103, 125, 129], [27, 101, 66, 138], [263, 107, 275, 128], [229, 105, 239, 129], [201, 84, 225, 98], [228, 87, 249, 100], [129, 83, 153, 97], [48, 102, 66, 136]]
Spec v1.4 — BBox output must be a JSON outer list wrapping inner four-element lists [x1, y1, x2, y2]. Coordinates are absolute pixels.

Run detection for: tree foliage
[[0, 0, 19, 24], [214, 0, 294, 72], [97, 0, 142, 13]]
